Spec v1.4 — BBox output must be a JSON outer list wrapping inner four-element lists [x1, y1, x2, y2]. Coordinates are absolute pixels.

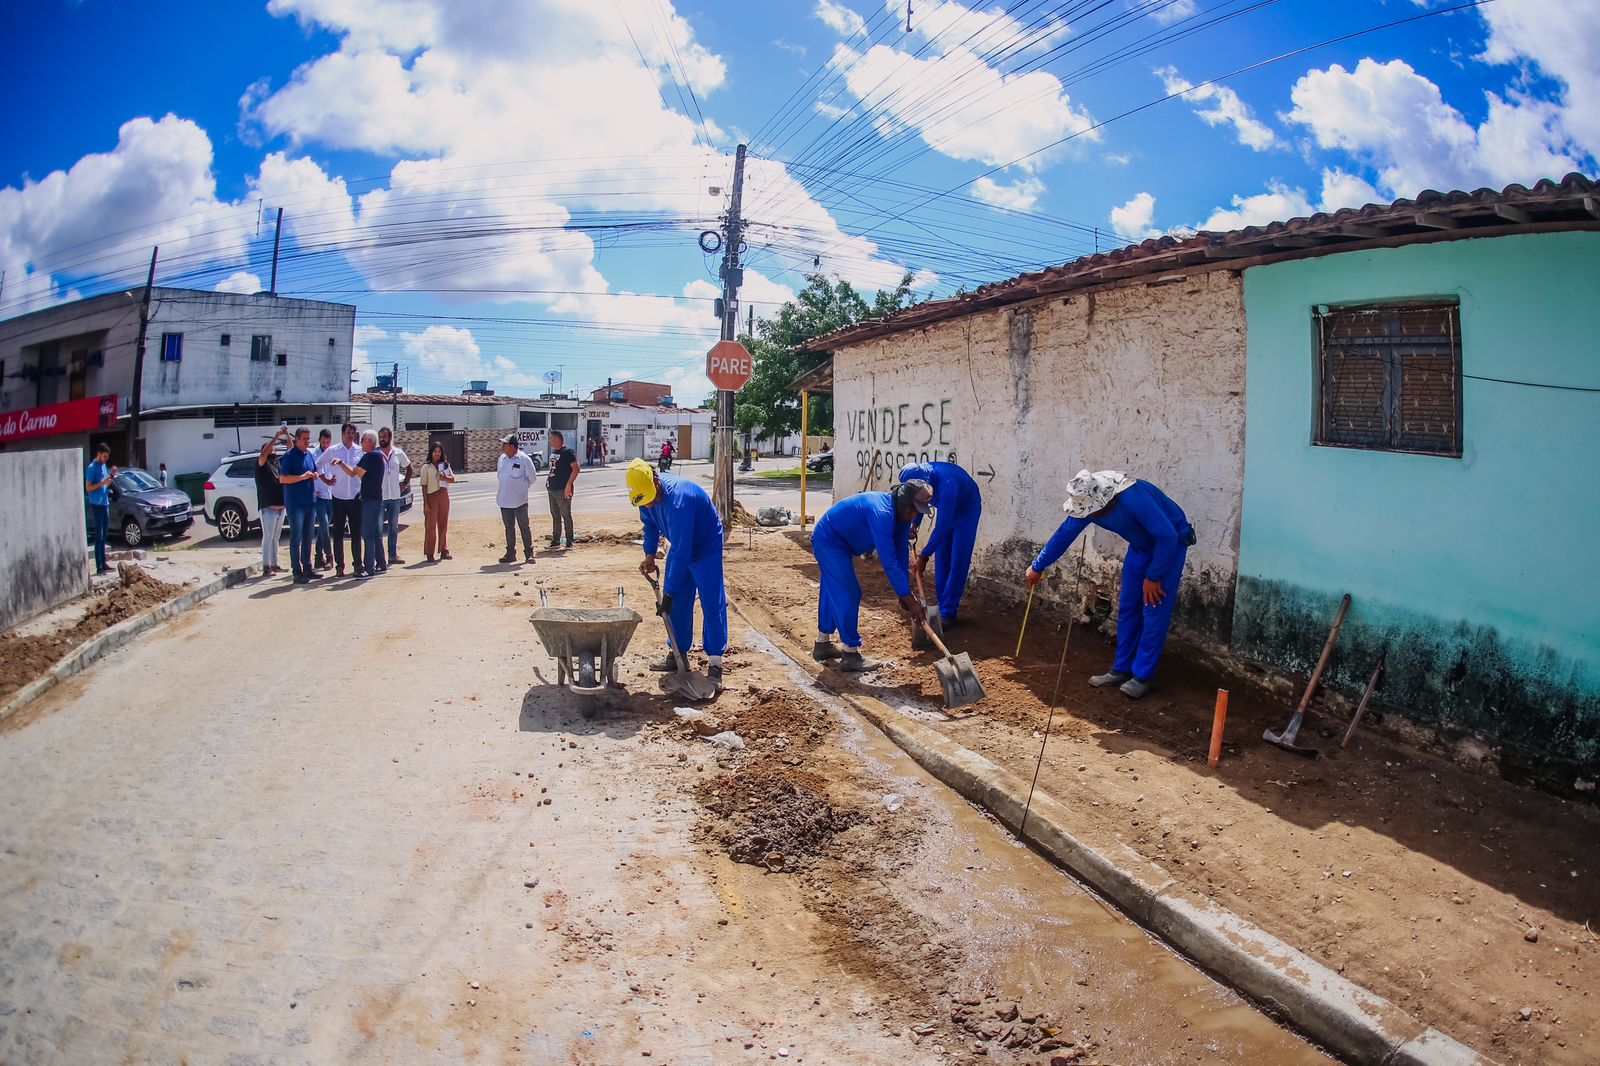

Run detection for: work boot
[[1089, 670, 1133, 687], [647, 652, 679, 672], [498, 551, 516, 564], [939, 614, 959, 631], [811, 640, 843, 662], [707, 663, 724, 691], [1119, 677, 1152, 699], [838, 651, 880, 673]]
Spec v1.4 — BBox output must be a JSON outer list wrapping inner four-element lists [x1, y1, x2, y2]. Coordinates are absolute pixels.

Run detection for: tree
[[734, 272, 917, 446]]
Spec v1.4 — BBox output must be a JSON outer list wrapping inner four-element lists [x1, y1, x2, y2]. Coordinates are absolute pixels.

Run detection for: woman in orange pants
[[421, 441, 455, 560]]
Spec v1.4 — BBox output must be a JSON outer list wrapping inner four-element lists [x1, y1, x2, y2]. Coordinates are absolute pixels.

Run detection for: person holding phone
[[277, 427, 321, 584], [420, 440, 455, 561], [256, 428, 289, 576], [84, 443, 116, 575]]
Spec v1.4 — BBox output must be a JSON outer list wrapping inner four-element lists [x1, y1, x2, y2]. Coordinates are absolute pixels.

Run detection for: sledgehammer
[[1264, 593, 1351, 758]]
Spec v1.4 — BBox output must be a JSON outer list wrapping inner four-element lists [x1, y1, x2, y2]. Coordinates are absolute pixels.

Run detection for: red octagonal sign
[[706, 339, 753, 391]]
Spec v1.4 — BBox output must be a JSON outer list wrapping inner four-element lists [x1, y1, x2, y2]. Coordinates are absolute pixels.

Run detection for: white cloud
[[1104, 151, 1132, 166], [814, 0, 866, 37], [398, 323, 550, 393], [1157, 66, 1278, 150], [772, 39, 807, 57], [352, 324, 390, 385], [1109, 191, 1157, 238], [891, 0, 1072, 56], [1198, 181, 1313, 231], [1318, 168, 1382, 212], [0, 115, 254, 314], [1148, 0, 1198, 26], [1285, 58, 1583, 198], [215, 271, 263, 294], [970, 176, 1045, 212], [1480, 0, 1600, 155], [828, 40, 1097, 171]]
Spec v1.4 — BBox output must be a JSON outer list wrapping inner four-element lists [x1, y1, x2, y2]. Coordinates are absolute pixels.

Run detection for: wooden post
[[798, 389, 809, 528], [1208, 689, 1229, 769]]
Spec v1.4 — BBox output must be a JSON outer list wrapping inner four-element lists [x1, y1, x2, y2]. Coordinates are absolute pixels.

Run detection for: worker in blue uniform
[[628, 458, 728, 689], [811, 481, 932, 672], [1025, 469, 1195, 699], [898, 460, 982, 628]]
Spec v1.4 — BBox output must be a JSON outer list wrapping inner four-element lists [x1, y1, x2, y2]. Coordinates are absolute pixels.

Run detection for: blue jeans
[[361, 500, 385, 574], [313, 498, 332, 561], [381, 498, 403, 559], [89, 503, 109, 573], [286, 505, 314, 580]]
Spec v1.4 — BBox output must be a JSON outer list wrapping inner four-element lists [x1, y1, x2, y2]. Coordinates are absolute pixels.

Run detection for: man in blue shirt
[[278, 427, 321, 584], [83, 443, 115, 575], [332, 431, 388, 578], [1025, 469, 1194, 699], [899, 460, 983, 628], [811, 481, 930, 672], [628, 459, 727, 688]]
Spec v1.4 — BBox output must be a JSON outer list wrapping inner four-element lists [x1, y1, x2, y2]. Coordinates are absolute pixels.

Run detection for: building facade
[[588, 379, 674, 405], [1236, 228, 1600, 788], [357, 391, 713, 472], [808, 174, 1599, 787], [0, 288, 356, 479]]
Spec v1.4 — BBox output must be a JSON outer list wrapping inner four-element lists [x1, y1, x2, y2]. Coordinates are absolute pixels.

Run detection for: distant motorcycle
[[658, 455, 672, 472]]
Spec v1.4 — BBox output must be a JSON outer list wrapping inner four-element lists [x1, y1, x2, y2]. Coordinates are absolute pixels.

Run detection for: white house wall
[[830, 269, 1246, 642]]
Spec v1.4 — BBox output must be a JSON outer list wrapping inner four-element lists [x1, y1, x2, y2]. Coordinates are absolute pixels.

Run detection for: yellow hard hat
[[627, 458, 659, 506]]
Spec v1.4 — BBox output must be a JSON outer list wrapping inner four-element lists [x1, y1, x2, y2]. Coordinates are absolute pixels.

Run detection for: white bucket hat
[[1062, 469, 1136, 517]]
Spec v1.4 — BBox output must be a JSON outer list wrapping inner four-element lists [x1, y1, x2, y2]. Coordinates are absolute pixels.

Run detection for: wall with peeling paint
[[1, 449, 89, 632], [1237, 231, 1600, 787], [831, 269, 1247, 645]]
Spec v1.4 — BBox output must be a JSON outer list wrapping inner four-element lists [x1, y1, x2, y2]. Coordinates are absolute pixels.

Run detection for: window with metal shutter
[[1315, 302, 1461, 457]]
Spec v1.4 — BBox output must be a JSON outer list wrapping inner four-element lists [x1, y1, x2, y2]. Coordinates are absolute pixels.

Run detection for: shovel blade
[[933, 652, 986, 711], [660, 671, 718, 702]]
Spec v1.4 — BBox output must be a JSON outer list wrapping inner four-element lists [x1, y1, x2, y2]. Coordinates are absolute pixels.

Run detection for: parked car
[[89, 467, 195, 546], [202, 452, 413, 541], [806, 449, 834, 473]]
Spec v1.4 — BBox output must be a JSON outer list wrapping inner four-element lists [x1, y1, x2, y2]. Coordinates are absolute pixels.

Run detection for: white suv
[[203, 452, 414, 541]]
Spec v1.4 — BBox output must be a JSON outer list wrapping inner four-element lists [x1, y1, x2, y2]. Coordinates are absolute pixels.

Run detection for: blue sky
[[2, 0, 1594, 400]]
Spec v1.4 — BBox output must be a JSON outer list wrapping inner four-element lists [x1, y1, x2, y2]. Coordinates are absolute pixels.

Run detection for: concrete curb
[[729, 599, 1493, 1066], [1, 564, 260, 725]]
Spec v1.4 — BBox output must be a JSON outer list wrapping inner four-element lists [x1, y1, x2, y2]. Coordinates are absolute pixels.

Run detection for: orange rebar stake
[[1207, 689, 1230, 769]]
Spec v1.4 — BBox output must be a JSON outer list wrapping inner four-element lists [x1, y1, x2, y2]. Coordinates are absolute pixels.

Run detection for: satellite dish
[[543, 370, 562, 386]]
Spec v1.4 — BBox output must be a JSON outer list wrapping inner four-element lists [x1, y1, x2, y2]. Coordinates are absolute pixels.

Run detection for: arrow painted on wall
[[976, 464, 995, 483]]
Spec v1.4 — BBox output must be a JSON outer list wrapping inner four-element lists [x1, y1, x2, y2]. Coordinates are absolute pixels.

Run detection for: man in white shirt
[[496, 434, 537, 564], [377, 426, 413, 565], [311, 428, 335, 570], [323, 423, 365, 577]]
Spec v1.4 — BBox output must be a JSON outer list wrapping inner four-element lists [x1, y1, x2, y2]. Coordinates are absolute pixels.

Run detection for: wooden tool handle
[[921, 618, 956, 658], [1296, 593, 1352, 714]]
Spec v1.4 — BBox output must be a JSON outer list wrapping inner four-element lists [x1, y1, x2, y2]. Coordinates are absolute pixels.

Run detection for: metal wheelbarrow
[[528, 587, 643, 716]]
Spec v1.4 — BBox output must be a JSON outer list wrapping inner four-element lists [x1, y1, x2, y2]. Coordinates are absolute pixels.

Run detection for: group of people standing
[[249, 424, 456, 583]]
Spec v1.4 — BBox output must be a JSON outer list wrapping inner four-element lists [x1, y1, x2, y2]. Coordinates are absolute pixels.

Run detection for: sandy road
[[0, 514, 1327, 1064]]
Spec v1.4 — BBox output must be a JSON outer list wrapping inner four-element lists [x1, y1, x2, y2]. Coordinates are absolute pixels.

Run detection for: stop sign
[[706, 339, 754, 391]]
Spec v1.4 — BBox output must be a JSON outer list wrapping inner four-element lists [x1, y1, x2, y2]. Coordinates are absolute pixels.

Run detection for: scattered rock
[[882, 793, 905, 813], [1524, 927, 1540, 943], [1519, 1007, 1533, 1021]]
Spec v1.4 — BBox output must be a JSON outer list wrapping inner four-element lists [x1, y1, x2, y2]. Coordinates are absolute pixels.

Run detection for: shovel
[[645, 574, 718, 702], [1264, 593, 1351, 758], [917, 616, 986, 711], [908, 562, 943, 651]]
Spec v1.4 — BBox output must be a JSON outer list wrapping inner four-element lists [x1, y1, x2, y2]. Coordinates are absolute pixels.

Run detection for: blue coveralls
[[1032, 481, 1193, 681], [640, 474, 728, 656], [811, 493, 912, 649], [900, 461, 982, 621]]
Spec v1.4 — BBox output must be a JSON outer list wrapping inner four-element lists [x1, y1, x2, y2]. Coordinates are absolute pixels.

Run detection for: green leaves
[[734, 272, 917, 443]]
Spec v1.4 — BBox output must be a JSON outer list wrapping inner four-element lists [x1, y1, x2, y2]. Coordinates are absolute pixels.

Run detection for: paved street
[[0, 515, 1325, 1065]]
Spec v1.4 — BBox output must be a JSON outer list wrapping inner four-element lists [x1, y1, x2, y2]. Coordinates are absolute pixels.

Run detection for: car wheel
[[122, 517, 144, 546], [217, 503, 247, 541]]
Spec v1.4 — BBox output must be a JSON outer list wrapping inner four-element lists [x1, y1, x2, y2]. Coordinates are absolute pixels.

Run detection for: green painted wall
[[1236, 231, 1600, 787]]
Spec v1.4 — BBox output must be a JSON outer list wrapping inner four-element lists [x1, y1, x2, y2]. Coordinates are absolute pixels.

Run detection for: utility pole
[[713, 144, 747, 531], [127, 247, 159, 467], [391, 362, 400, 433], [269, 208, 285, 295]]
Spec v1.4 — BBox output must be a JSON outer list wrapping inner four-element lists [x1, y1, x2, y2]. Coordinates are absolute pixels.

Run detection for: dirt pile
[[0, 565, 182, 703], [698, 767, 861, 870]]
